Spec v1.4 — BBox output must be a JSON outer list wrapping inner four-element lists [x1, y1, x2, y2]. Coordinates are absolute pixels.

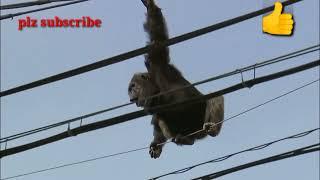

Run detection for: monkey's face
[[128, 72, 159, 107]]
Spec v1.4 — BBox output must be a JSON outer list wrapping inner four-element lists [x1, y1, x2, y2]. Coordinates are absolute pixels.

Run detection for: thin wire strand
[[0, 146, 149, 180], [0, 0, 89, 20], [1, 60, 318, 157], [1, 80, 318, 180], [144, 45, 320, 104], [2, 128, 318, 180], [151, 129, 320, 179], [0, 0, 76, 10], [158, 78, 320, 147], [0, 0, 303, 96], [1, 45, 318, 144], [191, 143, 320, 180], [0, 102, 133, 143]]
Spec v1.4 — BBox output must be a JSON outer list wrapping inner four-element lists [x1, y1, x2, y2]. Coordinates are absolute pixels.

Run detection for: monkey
[[128, 0, 224, 159]]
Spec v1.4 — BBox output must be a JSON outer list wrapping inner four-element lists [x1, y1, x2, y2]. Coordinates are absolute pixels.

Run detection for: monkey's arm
[[204, 96, 225, 137], [142, 0, 169, 43], [143, 0, 170, 69], [143, 0, 192, 94]]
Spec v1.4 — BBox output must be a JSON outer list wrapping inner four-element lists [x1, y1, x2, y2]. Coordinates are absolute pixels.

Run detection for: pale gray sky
[[0, 0, 319, 179]]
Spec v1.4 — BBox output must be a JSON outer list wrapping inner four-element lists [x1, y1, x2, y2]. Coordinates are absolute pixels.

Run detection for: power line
[[151, 128, 319, 179], [191, 143, 320, 180], [140, 77, 320, 147], [0, 0, 303, 97], [1, 44, 318, 144], [0, 0, 76, 10], [152, 60, 318, 115], [213, 79, 320, 132], [0, 146, 149, 180], [0, 0, 89, 20], [2, 128, 318, 180], [166, 76, 320, 145], [0, 60, 318, 158], [0, 102, 133, 144]]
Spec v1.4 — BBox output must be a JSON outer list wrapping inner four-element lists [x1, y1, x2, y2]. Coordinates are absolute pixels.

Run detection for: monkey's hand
[[141, 0, 156, 9], [204, 97, 224, 137], [203, 122, 219, 137], [173, 134, 195, 145], [149, 141, 162, 159]]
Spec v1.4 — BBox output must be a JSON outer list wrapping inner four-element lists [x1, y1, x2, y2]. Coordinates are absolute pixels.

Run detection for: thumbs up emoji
[[262, 1, 294, 35]]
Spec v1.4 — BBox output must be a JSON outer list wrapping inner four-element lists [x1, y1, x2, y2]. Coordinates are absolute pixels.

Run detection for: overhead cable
[[0, 0, 89, 20], [2, 128, 318, 180], [191, 143, 320, 180], [0, 0, 303, 97], [1, 44, 318, 144], [0, 60, 318, 158], [0, 0, 76, 10], [151, 128, 319, 179]]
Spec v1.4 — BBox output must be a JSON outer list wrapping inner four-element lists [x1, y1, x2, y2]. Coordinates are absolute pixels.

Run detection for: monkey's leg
[[203, 96, 224, 137], [150, 115, 167, 159]]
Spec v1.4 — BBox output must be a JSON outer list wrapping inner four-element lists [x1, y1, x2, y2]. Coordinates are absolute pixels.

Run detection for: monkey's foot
[[173, 134, 194, 145], [203, 122, 218, 137], [149, 142, 162, 159]]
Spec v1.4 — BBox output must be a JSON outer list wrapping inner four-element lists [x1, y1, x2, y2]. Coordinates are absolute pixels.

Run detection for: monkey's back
[[159, 101, 206, 136]]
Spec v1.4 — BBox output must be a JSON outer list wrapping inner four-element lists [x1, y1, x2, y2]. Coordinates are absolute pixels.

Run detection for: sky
[[0, 0, 319, 180]]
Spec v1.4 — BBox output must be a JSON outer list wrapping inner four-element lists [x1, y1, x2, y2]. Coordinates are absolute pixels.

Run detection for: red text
[[18, 16, 102, 31]]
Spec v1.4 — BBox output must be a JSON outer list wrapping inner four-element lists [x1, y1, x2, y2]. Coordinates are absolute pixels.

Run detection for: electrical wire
[[0, 102, 133, 144], [1, 44, 318, 144], [0, 146, 149, 180], [0, 0, 303, 97], [157, 78, 320, 147], [0, 0, 76, 10], [1, 128, 318, 180], [191, 143, 320, 180], [0, 0, 317, 179], [0, 0, 89, 20], [151, 128, 320, 179], [0, 60, 318, 158]]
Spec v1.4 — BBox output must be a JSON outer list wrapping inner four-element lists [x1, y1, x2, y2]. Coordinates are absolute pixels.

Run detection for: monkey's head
[[128, 72, 159, 107]]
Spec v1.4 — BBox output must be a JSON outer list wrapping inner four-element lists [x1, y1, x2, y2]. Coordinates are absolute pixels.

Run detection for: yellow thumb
[[271, 2, 283, 16]]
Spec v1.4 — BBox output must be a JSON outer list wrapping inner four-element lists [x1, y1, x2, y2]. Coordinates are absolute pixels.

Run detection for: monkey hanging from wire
[[128, 0, 224, 159]]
